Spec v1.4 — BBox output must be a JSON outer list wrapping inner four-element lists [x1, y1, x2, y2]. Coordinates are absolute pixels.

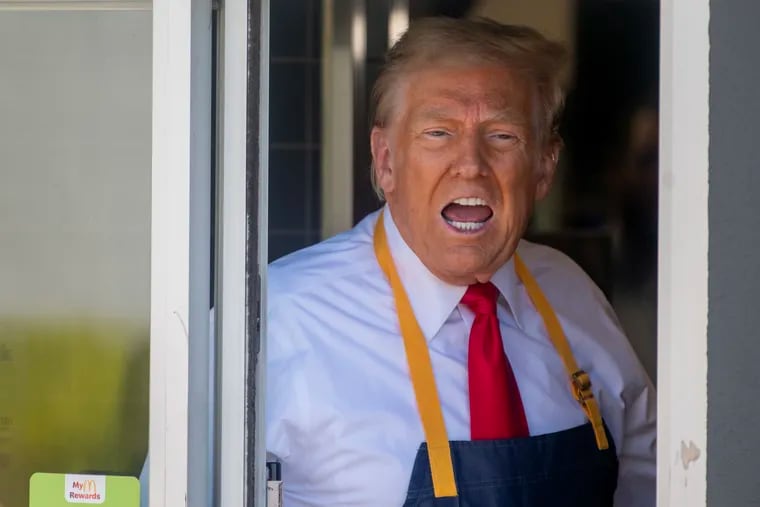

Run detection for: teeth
[[452, 197, 488, 206], [445, 219, 487, 232]]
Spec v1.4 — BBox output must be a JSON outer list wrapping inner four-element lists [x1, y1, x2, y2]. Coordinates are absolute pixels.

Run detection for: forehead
[[396, 64, 535, 120]]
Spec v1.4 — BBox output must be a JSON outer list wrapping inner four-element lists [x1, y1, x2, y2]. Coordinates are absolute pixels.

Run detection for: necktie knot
[[461, 282, 499, 315]]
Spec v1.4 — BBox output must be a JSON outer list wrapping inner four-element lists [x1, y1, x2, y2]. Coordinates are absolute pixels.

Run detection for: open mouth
[[441, 197, 494, 233]]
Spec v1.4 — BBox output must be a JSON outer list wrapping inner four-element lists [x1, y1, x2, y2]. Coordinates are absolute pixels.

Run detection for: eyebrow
[[486, 110, 530, 126], [415, 106, 458, 121], [414, 105, 529, 126]]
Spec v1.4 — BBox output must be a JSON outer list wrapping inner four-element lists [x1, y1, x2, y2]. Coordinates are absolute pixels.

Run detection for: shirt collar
[[488, 252, 528, 331], [382, 206, 526, 341]]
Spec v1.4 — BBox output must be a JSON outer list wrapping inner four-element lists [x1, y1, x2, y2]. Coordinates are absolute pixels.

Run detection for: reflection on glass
[[0, 11, 151, 507]]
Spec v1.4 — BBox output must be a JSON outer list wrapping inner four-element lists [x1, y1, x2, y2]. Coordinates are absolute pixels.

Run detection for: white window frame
[[150, 0, 217, 505], [150, 0, 195, 504], [215, 0, 247, 501], [657, 0, 709, 505], [152, 0, 269, 504]]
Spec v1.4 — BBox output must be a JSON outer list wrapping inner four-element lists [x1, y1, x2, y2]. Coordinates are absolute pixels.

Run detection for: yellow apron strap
[[513, 254, 609, 450], [373, 214, 458, 498]]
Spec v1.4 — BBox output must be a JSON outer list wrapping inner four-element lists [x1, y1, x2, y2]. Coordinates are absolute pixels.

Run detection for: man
[[267, 17, 655, 507]]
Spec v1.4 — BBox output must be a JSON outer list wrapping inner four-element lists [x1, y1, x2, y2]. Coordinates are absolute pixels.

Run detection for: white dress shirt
[[266, 207, 656, 507]]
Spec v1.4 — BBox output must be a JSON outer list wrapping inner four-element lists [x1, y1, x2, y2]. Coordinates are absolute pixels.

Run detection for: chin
[[440, 255, 489, 282]]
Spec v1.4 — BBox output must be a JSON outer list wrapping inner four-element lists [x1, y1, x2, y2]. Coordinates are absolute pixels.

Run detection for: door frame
[[657, 0, 709, 505]]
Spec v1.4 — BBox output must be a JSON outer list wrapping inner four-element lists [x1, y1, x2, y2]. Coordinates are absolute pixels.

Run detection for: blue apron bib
[[403, 423, 618, 506], [373, 213, 619, 506]]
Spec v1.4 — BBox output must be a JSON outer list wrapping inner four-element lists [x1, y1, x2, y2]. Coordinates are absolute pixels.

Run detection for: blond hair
[[370, 17, 568, 198]]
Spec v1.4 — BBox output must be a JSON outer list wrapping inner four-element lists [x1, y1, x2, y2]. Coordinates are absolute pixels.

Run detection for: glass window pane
[[0, 10, 151, 507]]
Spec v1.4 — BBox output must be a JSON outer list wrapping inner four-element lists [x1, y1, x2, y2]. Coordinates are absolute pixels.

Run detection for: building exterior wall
[[708, 0, 760, 504]]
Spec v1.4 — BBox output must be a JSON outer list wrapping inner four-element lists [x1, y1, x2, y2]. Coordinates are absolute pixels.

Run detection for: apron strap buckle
[[571, 370, 594, 402], [570, 369, 610, 451]]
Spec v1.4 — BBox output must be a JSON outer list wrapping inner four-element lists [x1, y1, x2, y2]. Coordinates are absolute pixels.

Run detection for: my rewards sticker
[[29, 473, 138, 507], [65, 475, 106, 504]]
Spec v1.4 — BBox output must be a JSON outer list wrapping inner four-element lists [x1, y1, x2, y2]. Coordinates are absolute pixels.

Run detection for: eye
[[424, 129, 450, 138], [489, 132, 517, 141]]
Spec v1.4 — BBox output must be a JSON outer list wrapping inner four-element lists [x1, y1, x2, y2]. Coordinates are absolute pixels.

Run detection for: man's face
[[371, 64, 557, 285]]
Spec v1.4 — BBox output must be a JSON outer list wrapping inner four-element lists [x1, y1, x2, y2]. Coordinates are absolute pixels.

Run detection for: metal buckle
[[571, 370, 594, 402]]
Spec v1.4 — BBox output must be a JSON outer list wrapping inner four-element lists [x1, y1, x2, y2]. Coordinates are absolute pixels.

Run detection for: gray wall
[[708, 0, 760, 505]]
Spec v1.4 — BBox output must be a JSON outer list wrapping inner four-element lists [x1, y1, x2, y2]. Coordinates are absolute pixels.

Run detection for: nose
[[452, 129, 488, 178]]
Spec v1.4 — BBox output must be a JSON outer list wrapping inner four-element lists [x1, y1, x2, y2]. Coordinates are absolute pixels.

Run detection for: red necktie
[[462, 282, 529, 440]]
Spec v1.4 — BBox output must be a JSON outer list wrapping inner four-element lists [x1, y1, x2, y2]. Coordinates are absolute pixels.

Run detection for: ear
[[371, 126, 395, 195], [534, 139, 561, 201]]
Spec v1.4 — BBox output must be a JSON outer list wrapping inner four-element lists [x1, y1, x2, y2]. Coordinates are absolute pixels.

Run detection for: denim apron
[[373, 214, 619, 506]]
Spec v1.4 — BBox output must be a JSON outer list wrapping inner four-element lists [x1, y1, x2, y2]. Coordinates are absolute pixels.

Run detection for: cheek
[[399, 151, 447, 193], [493, 162, 538, 218], [494, 158, 535, 195]]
